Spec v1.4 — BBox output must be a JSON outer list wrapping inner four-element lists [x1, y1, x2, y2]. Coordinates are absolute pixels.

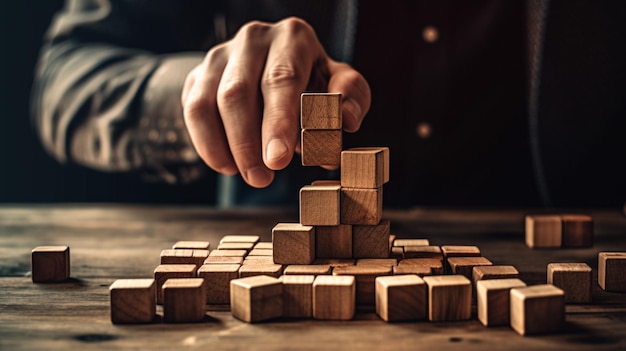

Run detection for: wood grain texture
[[160, 249, 208, 267], [404, 245, 442, 259], [525, 215, 562, 248], [230, 275, 283, 323], [349, 147, 390, 183], [204, 256, 244, 265], [394, 239, 430, 247], [197, 264, 240, 304], [472, 265, 520, 286], [238, 264, 284, 278], [510, 284, 565, 335], [299, 185, 341, 226], [109, 279, 156, 324], [300, 93, 342, 130], [301, 129, 342, 167], [340, 187, 383, 225], [448, 256, 493, 280], [352, 219, 390, 259], [375, 275, 426, 322], [172, 241, 210, 250], [333, 265, 392, 305], [547, 263, 592, 303], [476, 278, 526, 327], [31, 246, 70, 283], [272, 223, 315, 265], [162, 278, 206, 323], [284, 264, 332, 276], [209, 249, 247, 258], [313, 258, 356, 267], [423, 275, 472, 322], [598, 252, 626, 292], [561, 214, 594, 247], [357, 258, 397, 267], [340, 148, 385, 189], [315, 224, 352, 259], [243, 256, 275, 265], [153, 264, 197, 304], [254, 242, 273, 250], [281, 275, 315, 318], [248, 248, 273, 256], [312, 275, 355, 320], [220, 235, 260, 244], [399, 258, 444, 275]]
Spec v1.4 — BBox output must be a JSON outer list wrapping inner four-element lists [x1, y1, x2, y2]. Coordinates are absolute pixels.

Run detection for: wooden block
[[300, 185, 341, 225], [312, 275, 355, 320], [357, 258, 398, 267], [394, 239, 430, 247], [230, 275, 283, 323], [109, 279, 156, 324], [399, 258, 444, 275], [340, 148, 385, 188], [423, 275, 472, 322], [162, 278, 206, 323], [473, 265, 520, 287], [300, 93, 342, 130], [31, 246, 70, 283], [313, 258, 356, 267], [353, 219, 390, 258], [349, 146, 390, 183], [254, 242, 273, 250], [393, 265, 431, 276], [281, 275, 315, 318], [172, 241, 210, 250], [284, 264, 332, 276], [242, 256, 275, 265], [197, 264, 240, 304], [311, 179, 341, 186], [341, 187, 383, 225], [272, 223, 315, 265], [404, 245, 442, 259], [525, 215, 562, 248], [160, 249, 208, 267], [248, 248, 273, 256], [448, 257, 493, 280], [333, 265, 392, 305], [217, 242, 255, 251], [561, 214, 593, 247], [239, 264, 284, 278], [547, 263, 592, 303], [441, 245, 481, 272], [153, 264, 197, 304], [301, 129, 342, 166], [204, 256, 244, 265], [598, 252, 626, 292], [376, 275, 426, 322], [220, 235, 260, 244], [510, 284, 565, 335], [390, 247, 404, 259], [209, 249, 247, 258], [476, 278, 527, 327], [316, 225, 352, 259]]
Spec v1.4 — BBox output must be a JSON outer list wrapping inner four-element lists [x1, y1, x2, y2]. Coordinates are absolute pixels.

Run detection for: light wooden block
[[353, 219, 390, 259], [448, 257, 493, 280], [312, 275, 355, 320], [254, 242, 273, 250], [204, 256, 244, 265], [441, 245, 481, 273], [340, 148, 385, 188], [357, 258, 397, 267], [313, 258, 356, 267], [109, 279, 156, 324], [341, 187, 383, 225], [393, 265, 431, 276], [248, 248, 273, 256], [300, 185, 341, 225], [350, 146, 390, 183], [473, 265, 519, 287], [31, 246, 70, 283], [510, 284, 565, 335], [476, 278, 526, 327], [394, 239, 430, 247], [238, 264, 284, 278], [390, 247, 404, 259], [153, 264, 197, 304], [547, 263, 592, 303], [525, 215, 562, 248], [399, 258, 444, 275], [220, 235, 260, 244], [272, 223, 315, 265], [311, 179, 341, 186], [301, 129, 342, 166], [230, 275, 283, 323], [172, 241, 210, 250], [281, 275, 315, 318], [404, 245, 442, 259], [300, 93, 342, 130], [598, 252, 626, 292], [197, 264, 240, 304], [284, 264, 332, 276], [423, 275, 471, 321], [316, 224, 352, 259], [217, 242, 255, 251], [242, 256, 275, 265], [160, 249, 208, 267], [209, 249, 247, 258], [561, 214, 593, 247], [333, 265, 392, 305], [376, 275, 426, 322], [162, 278, 206, 323]]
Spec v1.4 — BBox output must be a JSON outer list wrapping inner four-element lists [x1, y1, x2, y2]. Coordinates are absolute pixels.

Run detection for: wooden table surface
[[1, 204, 626, 350]]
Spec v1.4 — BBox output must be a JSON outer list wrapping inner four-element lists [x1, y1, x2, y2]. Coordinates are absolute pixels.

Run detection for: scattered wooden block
[[476, 278, 527, 327], [248, 248, 273, 256], [312, 275, 355, 320], [376, 275, 426, 322], [313, 258, 356, 267], [217, 242, 255, 251], [316, 224, 352, 259], [349, 147, 390, 183], [341, 187, 383, 225], [209, 249, 247, 258], [203, 256, 244, 265], [525, 215, 562, 248], [394, 239, 430, 247], [393, 265, 431, 276], [281, 275, 315, 318], [162, 278, 206, 323], [340, 148, 386, 188], [510, 284, 565, 335], [272, 223, 315, 265], [300, 93, 342, 130], [160, 249, 208, 267], [197, 264, 240, 304], [357, 258, 397, 267], [153, 264, 197, 304], [441, 245, 481, 272], [404, 245, 442, 259], [254, 242, 273, 250], [422, 275, 471, 322], [238, 264, 284, 278], [561, 214, 593, 247], [448, 257, 493, 280], [399, 258, 444, 275], [547, 263, 592, 303], [390, 246, 404, 259], [353, 219, 390, 258], [172, 241, 210, 250], [299, 184, 341, 226], [333, 265, 392, 305], [230, 275, 283, 323], [301, 129, 342, 167], [220, 235, 260, 245], [31, 246, 70, 283], [283, 264, 332, 276], [598, 252, 626, 292], [109, 279, 156, 324], [473, 265, 519, 288]]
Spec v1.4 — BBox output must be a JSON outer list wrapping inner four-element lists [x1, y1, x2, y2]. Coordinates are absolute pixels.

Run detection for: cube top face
[[162, 278, 204, 289], [172, 241, 210, 250], [284, 265, 332, 275], [273, 223, 314, 232], [232, 275, 282, 290], [281, 275, 316, 285], [394, 239, 430, 247], [441, 246, 481, 256], [511, 284, 564, 300], [548, 262, 592, 273], [301, 184, 341, 192], [448, 256, 492, 266], [376, 274, 424, 288], [239, 264, 283, 276], [32, 246, 69, 253], [473, 265, 519, 277], [476, 278, 526, 291], [314, 275, 355, 287], [218, 242, 255, 250], [154, 264, 197, 274], [399, 258, 443, 267], [423, 275, 471, 287], [220, 235, 260, 244], [110, 279, 155, 290], [300, 93, 342, 130], [599, 252, 626, 259], [197, 264, 241, 274], [204, 256, 244, 265], [209, 249, 248, 258], [333, 265, 393, 276]]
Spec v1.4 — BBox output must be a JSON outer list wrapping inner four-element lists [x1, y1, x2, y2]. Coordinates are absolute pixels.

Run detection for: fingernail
[[343, 99, 362, 132], [245, 166, 274, 188], [266, 139, 289, 163]]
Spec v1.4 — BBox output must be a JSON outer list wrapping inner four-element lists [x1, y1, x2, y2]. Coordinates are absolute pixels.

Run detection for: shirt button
[[416, 122, 432, 139], [422, 26, 439, 43]]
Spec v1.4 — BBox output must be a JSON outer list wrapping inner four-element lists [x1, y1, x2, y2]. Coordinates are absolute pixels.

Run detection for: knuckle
[[262, 62, 300, 89], [279, 17, 314, 35], [217, 79, 250, 106], [183, 94, 211, 125], [238, 20, 271, 40], [204, 43, 228, 65]]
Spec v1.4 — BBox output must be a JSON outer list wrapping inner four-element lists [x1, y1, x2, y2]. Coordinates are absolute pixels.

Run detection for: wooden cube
[[476, 278, 527, 327], [153, 264, 197, 304], [197, 264, 240, 304], [172, 241, 210, 250], [333, 265, 392, 305], [109, 279, 156, 324], [353, 219, 390, 258], [441, 245, 481, 258], [399, 258, 444, 275], [510, 284, 565, 335], [301, 129, 342, 166], [423, 275, 471, 321], [598, 252, 626, 292], [31, 246, 70, 283], [341, 187, 383, 225], [272, 223, 315, 265], [393, 265, 431, 276], [160, 249, 208, 267], [203, 256, 244, 265], [357, 258, 398, 267], [220, 235, 260, 244], [561, 215, 593, 247], [217, 242, 255, 251], [230, 275, 283, 323], [349, 146, 390, 183], [394, 239, 430, 247], [284, 264, 332, 276], [525, 215, 562, 248], [340, 148, 386, 188], [238, 264, 284, 278], [473, 265, 519, 288], [547, 263, 592, 303], [162, 278, 206, 323], [448, 257, 493, 280], [312, 275, 355, 320], [375, 275, 426, 322], [300, 185, 341, 225], [281, 275, 315, 318], [404, 245, 442, 259], [300, 92, 342, 130], [316, 225, 352, 259]]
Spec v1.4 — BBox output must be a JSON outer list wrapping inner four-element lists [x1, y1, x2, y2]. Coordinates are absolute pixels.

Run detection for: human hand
[[182, 17, 371, 188]]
